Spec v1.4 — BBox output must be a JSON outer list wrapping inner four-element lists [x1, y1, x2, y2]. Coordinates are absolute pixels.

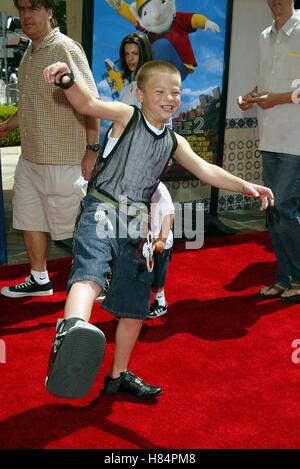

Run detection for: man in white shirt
[[238, 0, 300, 302]]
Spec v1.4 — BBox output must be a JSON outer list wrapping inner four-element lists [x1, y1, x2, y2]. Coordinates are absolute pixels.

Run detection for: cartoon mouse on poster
[[105, 0, 220, 81]]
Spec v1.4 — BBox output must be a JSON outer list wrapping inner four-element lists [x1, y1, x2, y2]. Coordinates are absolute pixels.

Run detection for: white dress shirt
[[256, 13, 300, 155]]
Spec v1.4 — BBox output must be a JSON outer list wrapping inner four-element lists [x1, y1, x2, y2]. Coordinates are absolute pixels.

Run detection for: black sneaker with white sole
[[46, 317, 106, 399], [147, 300, 167, 319], [103, 370, 162, 399], [1, 275, 53, 298]]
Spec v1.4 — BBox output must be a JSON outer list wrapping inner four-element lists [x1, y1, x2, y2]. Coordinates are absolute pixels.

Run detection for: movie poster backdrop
[[88, 0, 232, 181]]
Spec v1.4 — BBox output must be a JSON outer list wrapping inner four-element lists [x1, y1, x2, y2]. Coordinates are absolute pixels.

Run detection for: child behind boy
[[148, 182, 174, 319], [95, 181, 174, 317], [43, 60, 274, 401]]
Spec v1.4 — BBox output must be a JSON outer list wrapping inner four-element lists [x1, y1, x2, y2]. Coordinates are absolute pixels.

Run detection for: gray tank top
[[89, 106, 177, 205]]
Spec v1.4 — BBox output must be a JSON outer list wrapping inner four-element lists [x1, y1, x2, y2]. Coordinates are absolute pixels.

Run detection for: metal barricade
[[0, 81, 19, 106], [6, 83, 18, 106], [0, 80, 6, 105]]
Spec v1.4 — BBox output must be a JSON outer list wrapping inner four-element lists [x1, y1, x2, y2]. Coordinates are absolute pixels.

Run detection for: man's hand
[[242, 182, 274, 211], [0, 122, 10, 142], [239, 89, 292, 110], [43, 62, 71, 85], [81, 150, 97, 181], [248, 91, 281, 109], [237, 94, 255, 111], [0, 112, 18, 142]]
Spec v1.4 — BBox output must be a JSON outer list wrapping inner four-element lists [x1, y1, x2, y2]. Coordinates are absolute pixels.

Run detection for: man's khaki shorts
[[12, 157, 87, 240]]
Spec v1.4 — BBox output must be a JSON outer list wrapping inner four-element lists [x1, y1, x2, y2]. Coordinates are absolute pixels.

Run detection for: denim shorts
[[152, 249, 171, 289], [68, 193, 154, 319]]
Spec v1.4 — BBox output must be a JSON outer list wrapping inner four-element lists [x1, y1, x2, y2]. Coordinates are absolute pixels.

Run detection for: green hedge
[[0, 106, 20, 147]]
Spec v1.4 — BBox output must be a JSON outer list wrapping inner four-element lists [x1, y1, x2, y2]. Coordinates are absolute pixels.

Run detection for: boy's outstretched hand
[[241, 183, 274, 211], [43, 62, 71, 85]]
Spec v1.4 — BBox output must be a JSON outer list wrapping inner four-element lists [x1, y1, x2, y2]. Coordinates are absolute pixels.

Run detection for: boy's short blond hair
[[136, 60, 181, 91]]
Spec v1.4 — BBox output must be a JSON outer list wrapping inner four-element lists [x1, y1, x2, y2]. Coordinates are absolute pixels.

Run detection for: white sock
[[31, 269, 50, 285], [154, 290, 166, 306]]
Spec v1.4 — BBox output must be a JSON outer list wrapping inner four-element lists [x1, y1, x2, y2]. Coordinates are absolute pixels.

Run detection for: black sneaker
[[147, 300, 167, 319], [103, 370, 162, 399], [46, 317, 106, 399], [1, 275, 53, 298]]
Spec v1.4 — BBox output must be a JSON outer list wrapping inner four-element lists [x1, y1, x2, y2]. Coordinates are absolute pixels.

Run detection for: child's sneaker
[[94, 287, 108, 303], [94, 272, 111, 303], [103, 370, 162, 399], [147, 300, 167, 319], [1, 275, 53, 298], [46, 317, 106, 399]]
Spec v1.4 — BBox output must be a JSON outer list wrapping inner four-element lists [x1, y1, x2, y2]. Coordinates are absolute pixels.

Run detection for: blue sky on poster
[[92, 0, 229, 114]]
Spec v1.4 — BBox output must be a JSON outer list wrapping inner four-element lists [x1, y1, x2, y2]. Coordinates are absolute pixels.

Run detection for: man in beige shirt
[[0, 0, 100, 298], [238, 0, 300, 302]]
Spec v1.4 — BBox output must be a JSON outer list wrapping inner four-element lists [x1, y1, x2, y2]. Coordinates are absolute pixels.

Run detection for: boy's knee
[[119, 317, 144, 325], [69, 279, 102, 295]]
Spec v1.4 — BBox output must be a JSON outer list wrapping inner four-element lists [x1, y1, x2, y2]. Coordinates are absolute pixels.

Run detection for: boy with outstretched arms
[[43, 60, 274, 400]]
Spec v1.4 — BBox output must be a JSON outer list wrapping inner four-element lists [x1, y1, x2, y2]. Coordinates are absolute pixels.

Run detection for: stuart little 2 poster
[[92, 0, 230, 175]]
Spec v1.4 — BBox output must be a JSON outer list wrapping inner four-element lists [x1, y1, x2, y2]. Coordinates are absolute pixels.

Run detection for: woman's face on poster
[[124, 43, 140, 73]]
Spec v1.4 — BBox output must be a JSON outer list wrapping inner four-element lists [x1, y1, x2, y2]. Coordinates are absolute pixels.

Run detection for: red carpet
[[0, 230, 300, 449]]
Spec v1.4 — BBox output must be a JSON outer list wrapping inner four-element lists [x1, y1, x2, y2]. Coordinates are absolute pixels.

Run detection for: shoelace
[[52, 319, 68, 353], [99, 278, 111, 297], [15, 276, 34, 290]]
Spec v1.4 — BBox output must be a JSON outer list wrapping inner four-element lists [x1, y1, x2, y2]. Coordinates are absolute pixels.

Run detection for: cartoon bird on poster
[[105, 0, 220, 81]]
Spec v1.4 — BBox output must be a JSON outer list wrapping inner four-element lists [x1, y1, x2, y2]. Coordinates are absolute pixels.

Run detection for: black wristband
[[86, 143, 100, 152], [54, 71, 75, 89]]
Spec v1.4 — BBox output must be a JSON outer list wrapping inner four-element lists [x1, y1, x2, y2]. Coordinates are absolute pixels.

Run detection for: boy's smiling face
[[136, 71, 181, 129]]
